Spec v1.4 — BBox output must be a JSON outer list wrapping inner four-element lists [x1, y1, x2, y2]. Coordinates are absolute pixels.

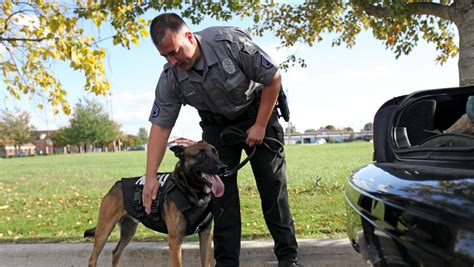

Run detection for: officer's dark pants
[[199, 110, 298, 266]]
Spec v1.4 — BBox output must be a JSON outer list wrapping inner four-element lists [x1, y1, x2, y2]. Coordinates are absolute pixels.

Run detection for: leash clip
[[220, 169, 232, 177]]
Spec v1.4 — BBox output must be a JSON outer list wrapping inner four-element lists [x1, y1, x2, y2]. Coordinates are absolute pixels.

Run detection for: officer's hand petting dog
[[143, 173, 159, 214]]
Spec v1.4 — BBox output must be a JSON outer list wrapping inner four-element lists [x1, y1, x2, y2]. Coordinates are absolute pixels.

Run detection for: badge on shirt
[[222, 58, 236, 74], [151, 103, 160, 118], [261, 56, 274, 69], [241, 38, 257, 55]]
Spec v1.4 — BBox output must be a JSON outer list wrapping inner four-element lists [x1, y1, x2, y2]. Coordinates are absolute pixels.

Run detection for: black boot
[[278, 257, 301, 267]]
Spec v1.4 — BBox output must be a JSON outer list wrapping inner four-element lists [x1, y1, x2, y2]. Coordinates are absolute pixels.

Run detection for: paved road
[[0, 238, 370, 267]]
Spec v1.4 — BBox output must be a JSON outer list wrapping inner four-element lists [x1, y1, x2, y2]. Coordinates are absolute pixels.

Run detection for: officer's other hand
[[246, 124, 265, 147], [142, 175, 159, 214]]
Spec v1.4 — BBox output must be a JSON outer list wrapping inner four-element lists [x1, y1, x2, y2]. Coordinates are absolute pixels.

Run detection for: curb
[[0, 238, 369, 267]]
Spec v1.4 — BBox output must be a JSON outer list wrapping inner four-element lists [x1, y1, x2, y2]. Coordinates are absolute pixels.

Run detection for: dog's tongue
[[209, 175, 225, 198]]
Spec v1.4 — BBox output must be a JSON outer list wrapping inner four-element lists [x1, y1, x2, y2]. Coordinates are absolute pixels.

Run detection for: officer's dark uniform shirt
[[149, 26, 278, 128]]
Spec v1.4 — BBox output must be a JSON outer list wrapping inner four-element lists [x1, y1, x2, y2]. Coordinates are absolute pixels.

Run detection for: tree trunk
[[455, 2, 474, 86]]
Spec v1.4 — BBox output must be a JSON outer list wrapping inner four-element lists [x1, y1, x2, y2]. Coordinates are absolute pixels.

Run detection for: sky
[[1, 9, 459, 141]]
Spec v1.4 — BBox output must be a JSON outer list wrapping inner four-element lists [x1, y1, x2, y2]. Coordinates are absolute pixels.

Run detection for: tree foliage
[[133, 1, 462, 76], [122, 133, 143, 148], [1, 0, 148, 114], [50, 127, 72, 147], [0, 120, 6, 146], [137, 126, 148, 144], [325, 125, 336, 131], [66, 98, 120, 149], [2, 0, 470, 115], [249, 0, 459, 64], [236, 0, 469, 84], [364, 122, 373, 131], [0, 109, 35, 154]]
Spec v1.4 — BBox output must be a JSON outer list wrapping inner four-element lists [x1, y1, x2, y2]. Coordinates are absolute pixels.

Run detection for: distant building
[[287, 135, 329, 145], [31, 130, 56, 155], [285, 130, 373, 145], [0, 143, 36, 157], [0, 130, 65, 157]]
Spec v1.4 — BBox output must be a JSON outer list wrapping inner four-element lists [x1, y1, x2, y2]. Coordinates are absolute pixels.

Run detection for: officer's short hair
[[150, 13, 188, 47]]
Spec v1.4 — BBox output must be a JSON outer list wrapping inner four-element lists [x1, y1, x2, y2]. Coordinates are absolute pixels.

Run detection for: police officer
[[142, 13, 300, 266]]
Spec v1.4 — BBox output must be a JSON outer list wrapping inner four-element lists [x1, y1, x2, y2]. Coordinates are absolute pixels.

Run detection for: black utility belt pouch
[[276, 87, 290, 122]]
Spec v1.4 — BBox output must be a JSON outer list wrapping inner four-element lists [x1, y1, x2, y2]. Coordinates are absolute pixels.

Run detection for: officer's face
[[158, 29, 198, 71]]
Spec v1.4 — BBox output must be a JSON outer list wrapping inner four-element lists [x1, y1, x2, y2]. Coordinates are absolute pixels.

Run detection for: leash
[[219, 126, 284, 177]]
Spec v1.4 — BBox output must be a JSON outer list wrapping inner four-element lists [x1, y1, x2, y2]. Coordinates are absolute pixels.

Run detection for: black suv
[[344, 86, 474, 267]]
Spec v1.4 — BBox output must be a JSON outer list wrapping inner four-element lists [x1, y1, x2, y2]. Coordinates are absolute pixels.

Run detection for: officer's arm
[[143, 123, 172, 214], [246, 71, 281, 146]]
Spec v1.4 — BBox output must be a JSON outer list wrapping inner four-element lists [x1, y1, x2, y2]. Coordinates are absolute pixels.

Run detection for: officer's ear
[[184, 31, 193, 42], [170, 145, 186, 160]]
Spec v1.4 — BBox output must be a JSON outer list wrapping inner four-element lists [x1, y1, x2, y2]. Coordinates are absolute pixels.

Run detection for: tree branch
[[3, 44, 28, 86], [353, 1, 455, 21], [89, 36, 115, 46], [2, 10, 26, 34], [0, 8, 36, 37], [404, 2, 455, 21], [0, 37, 47, 42]]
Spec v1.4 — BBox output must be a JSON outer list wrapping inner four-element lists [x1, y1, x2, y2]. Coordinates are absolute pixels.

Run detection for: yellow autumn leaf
[[70, 50, 80, 65], [140, 28, 149, 37], [3, 1, 12, 11], [55, 231, 64, 236], [58, 23, 66, 34], [132, 36, 139, 45], [49, 19, 59, 32]]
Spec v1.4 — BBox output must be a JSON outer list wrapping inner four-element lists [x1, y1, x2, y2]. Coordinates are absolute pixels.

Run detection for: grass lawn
[[0, 142, 372, 243]]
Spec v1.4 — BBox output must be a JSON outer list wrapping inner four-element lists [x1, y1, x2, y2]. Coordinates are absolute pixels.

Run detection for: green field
[[0, 142, 373, 243]]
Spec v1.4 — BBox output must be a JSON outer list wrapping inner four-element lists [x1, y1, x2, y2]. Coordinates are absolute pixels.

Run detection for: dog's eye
[[196, 150, 206, 159], [211, 147, 218, 156]]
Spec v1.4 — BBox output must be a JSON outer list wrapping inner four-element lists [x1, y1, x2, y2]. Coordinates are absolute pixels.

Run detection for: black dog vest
[[120, 173, 213, 235]]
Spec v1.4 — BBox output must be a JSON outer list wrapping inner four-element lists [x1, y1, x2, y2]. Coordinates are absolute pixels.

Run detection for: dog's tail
[[83, 227, 96, 239]]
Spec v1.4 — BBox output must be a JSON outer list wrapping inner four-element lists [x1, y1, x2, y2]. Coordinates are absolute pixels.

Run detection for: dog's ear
[[169, 145, 186, 160]]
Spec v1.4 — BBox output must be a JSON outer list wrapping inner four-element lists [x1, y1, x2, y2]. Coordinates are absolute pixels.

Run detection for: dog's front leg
[[168, 232, 183, 267], [165, 202, 186, 267], [198, 227, 212, 267]]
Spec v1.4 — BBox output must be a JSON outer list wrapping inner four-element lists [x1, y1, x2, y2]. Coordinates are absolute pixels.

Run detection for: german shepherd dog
[[84, 142, 226, 267]]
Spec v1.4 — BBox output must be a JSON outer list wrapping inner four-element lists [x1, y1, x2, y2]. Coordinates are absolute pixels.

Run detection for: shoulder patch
[[261, 56, 274, 69], [222, 58, 236, 74], [151, 103, 160, 118]]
